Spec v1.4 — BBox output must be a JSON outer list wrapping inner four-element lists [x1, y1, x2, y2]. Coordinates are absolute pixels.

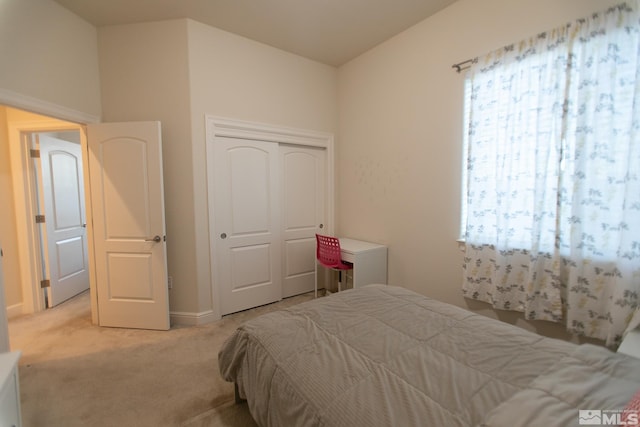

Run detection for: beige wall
[[336, 0, 620, 343], [0, 0, 101, 119]]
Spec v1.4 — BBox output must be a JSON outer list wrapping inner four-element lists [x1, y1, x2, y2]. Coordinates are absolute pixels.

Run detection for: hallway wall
[[0, 106, 23, 313]]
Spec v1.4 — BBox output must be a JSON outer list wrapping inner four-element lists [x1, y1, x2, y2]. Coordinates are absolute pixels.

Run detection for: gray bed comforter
[[219, 284, 640, 427]]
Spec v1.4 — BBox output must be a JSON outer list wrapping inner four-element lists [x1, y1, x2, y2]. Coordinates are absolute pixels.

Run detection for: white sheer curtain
[[462, 2, 640, 347]]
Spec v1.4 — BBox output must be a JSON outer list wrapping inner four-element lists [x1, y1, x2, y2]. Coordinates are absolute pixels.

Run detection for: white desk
[[618, 327, 640, 359], [339, 238, 387, 288]]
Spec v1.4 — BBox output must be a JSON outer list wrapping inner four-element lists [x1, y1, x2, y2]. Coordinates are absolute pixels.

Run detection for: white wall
[[99, 19, 338, 319], [98, 20, 197, 316], [337, 0, 621, 342], [0, 0, 101, 119], [186, 20, 337, 314], [186, 20, 337, 133]]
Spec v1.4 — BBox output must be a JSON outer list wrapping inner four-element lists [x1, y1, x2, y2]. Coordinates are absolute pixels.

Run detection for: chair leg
[[338, 271, 342, 293]]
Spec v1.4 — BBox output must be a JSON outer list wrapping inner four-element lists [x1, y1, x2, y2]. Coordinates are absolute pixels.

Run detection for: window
[[460, 3, 640, 347]]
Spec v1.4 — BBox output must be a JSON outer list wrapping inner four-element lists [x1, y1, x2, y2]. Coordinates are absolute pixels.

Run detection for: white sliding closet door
[[281, 145, 326, 298], [207, 116, 333, 316], [213, 137, 282, 315]]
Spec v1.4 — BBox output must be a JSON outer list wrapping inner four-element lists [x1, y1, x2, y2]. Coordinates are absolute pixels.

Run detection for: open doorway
[[1, 106, 93, 323], [2, 105, 172, 338]]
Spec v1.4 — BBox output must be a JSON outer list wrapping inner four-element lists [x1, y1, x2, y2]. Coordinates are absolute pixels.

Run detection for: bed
[[218, 284, 640, 426]]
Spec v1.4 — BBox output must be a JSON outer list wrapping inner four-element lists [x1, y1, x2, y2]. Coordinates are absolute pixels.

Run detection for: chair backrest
[[316, 234, 343, 268]]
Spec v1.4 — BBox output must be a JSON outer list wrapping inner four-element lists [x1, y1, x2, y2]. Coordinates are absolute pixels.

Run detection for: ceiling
[[53, 0, 459, 66]]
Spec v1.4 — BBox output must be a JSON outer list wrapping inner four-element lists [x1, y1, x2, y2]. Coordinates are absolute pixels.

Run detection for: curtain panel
[[462, 2, 640, 347]]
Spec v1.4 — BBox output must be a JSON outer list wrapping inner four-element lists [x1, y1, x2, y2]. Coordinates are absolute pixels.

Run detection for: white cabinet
[[0, 352, 21, 427]]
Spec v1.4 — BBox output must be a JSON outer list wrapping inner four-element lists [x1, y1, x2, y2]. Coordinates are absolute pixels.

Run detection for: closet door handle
[[145, 235, 162, 243]]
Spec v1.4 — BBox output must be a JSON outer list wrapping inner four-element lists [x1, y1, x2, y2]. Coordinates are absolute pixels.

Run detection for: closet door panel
[[281, 146, 326, 298], [213, 137, 282, 315]]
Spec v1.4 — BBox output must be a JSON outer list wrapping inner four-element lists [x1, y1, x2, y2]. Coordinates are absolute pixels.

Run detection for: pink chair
[[315, 234, 353, 297]]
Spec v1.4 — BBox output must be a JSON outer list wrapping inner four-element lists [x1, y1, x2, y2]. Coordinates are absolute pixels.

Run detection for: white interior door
[[213, 137, 282, 315], [39, 134, 90, 307], [281, 145, 326, 297], [87, 121, 169, 330]]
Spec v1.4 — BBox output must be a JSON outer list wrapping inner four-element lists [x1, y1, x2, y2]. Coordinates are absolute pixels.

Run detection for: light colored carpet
[[8, 291, 314, 427]]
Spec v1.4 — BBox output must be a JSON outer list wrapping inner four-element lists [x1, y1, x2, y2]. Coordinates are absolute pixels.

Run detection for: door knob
[[145, 235, 162, 243], [319, 224, 324, 229]]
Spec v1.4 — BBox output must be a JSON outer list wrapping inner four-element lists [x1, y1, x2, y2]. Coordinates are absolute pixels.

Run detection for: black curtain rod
[[452, 58, 474, 73]]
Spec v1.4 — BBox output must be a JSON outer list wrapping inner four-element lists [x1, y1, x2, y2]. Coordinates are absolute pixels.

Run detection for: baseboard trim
[[170, 310, 220, 326], [6, 303, 23, 319]]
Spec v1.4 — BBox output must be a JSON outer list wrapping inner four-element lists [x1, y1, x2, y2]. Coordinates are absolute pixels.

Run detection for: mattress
[[219, 284, 640, 427]]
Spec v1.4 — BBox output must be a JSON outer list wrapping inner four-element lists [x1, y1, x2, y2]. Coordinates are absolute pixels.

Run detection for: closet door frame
[[205, 116, 335, 319]]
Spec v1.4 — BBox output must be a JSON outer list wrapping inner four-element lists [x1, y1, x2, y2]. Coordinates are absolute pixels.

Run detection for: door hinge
[[40, 279, 51, 288], [35, 214, 45, 223], [30, 149, 40, 158]]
